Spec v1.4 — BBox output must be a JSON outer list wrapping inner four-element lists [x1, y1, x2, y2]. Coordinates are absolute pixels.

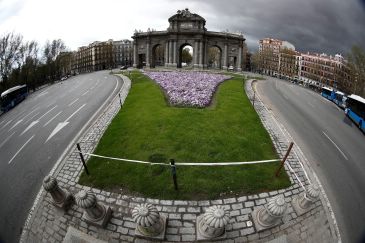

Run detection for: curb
[[250, 79, 341, 242]]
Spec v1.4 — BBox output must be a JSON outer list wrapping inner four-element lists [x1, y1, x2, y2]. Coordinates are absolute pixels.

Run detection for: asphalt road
[[255, 76, 365, 243], [0, 71, 122, 243]]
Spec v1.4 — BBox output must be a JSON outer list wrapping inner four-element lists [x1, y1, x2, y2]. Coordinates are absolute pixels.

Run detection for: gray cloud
[[172, 0, 365, 56]]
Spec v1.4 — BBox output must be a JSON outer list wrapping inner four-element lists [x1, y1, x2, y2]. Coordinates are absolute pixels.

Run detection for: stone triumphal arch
[[132, 9, 246, 71]]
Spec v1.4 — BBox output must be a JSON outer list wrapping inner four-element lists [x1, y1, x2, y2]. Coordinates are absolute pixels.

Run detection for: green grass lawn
[[79, 71, 290, 200]]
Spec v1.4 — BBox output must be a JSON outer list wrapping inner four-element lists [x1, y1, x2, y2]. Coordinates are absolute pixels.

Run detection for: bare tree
[[348, 45, 365, 97], [0, 32, 23, 88], [208, 47, 221, 68]]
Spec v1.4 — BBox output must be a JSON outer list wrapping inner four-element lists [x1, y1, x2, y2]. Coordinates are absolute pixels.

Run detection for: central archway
[[178, 43, 194, 68]]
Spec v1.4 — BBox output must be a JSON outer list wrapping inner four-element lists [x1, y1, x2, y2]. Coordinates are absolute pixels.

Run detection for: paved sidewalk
[[20, 76, 340, 242]]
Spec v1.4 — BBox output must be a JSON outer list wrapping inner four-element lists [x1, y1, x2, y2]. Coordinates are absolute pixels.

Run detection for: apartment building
[[72, 40, 114, 73], [113, 39, 133, 67], [299, 53, 351, 92], [258, 38, 352, 93], [259, 38, 297, 78]]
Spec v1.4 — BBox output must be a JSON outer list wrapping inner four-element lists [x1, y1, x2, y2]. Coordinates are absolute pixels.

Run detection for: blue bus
[[0, 85, 28, 112], [321, 87, 335, 101], [345, 94, 365, 133], [333, 91, 347, 109]]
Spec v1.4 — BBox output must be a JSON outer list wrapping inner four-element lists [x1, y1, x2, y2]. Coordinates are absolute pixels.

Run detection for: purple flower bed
[[145, 71, 231, 107]]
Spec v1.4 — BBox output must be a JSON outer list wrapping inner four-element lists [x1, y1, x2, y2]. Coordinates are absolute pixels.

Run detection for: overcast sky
[[1, 0, 364, 56]]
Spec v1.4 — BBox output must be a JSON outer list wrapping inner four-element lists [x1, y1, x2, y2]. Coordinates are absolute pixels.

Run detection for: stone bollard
[[132, 203, 167, 240], [251, 195, 287, 232], [43, 176, 73, 210], [196, 205, 230, 241], [292, 184, 320, 216], [75, 190, 112, 228]]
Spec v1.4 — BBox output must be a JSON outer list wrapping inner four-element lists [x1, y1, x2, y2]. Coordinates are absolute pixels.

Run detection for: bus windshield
[[347, 95, 365, 120], [321, 87, 333, 96]]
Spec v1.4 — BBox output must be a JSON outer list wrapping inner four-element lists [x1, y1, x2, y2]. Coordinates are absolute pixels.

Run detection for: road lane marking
[[20, 120, 39, 136], [81, 90, 89, 96], [45, 104, 86, 143], [9, 119, 23, 131], [322, 131, 348, 160], [68, 98, 79, 106], [24, 112, 40, 124], [65, 104, 86, 122], [8, 135, 35, 164], [37, 105, 58, 120], [0, 119, 13, 130], [0, 132, 15, 149], [43, 111, 62, 127], [20, 107, 39, 121]]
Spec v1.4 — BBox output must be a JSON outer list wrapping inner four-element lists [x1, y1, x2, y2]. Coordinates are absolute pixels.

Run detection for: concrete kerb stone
[[20, 74, 339, 243]]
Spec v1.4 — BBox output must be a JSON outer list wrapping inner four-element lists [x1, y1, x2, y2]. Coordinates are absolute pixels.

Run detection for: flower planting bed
[[145, 71, 230, 107]]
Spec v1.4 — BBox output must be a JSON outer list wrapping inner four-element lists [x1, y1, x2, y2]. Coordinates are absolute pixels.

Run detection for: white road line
[[0, 132, 15, 149], [65, 104, 86, 122], [81, 90, 89, 96], [68, 98, 79, 107], [0, 120, 6, 126], [20, 107, 39, 121], [1, 119, 13, 130], [9, 119, 23, 131], [322, 131, 348, 160], [8, 135, 35, 164], [38, 105, 58, 120], [25, 112, 40, 124], [43, 111, 62, 127], [20, 120, 39, 136]]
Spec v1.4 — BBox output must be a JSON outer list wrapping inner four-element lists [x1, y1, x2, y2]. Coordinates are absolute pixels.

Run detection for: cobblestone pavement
[[20, 76, 340, 242]]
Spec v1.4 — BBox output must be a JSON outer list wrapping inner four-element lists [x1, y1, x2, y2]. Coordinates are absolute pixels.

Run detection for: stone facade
[[132, 9, 246, 71]]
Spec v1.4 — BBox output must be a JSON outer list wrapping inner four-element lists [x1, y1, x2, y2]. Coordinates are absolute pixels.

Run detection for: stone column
[[146, 42, 150, 68], [169, 40, 173, 66], [75, 190, 112, 228], [237, 46, 242, 71], [43, 176, 73, 210], [173, 40, 177, 67], [203, 40, 208, 68], [197, 205, 230, 240], [199, 41, 203, 68], [132, 203, 167, 240], [133, 41, 137, 68], [165, 41, 169, 67], [222, 43, 228, 70], [194, 40, 199, 68], [292, 184, 320, 216], [251, 195, 287, 232]]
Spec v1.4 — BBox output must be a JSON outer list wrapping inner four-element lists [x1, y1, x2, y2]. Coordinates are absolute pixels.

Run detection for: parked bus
[[345, 94, 365, 133], [0, 85, 28, 112], [321, 87, 335, 101], [333, 91, 347, 109]]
